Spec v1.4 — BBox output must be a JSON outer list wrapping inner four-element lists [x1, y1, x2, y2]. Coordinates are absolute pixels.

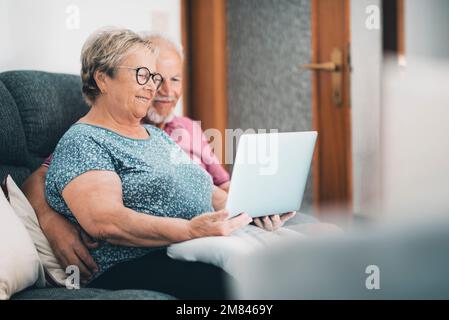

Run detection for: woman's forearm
[[62, 170, 196, 248], [100, 207, 194, 247]]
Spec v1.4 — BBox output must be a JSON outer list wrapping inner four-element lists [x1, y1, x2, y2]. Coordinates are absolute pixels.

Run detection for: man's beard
[[146, 106, 175, 125]]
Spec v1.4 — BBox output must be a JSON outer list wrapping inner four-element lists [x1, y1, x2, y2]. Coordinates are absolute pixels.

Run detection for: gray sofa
[[0, 70, 174, 300]]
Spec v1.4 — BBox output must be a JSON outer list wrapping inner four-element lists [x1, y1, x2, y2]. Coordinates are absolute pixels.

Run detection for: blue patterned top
[[45, 123, 213, 279]]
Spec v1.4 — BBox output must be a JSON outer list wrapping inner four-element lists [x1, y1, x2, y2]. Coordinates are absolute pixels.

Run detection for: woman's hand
[[188, 209, 252, 238], [253, 211, 296, 231]]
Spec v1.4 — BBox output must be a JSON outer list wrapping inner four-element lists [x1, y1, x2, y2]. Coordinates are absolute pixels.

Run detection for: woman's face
[[101, 45, 158, 121]]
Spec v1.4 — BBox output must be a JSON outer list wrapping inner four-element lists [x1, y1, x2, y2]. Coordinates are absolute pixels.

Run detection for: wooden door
[[309, 0, 352, 217], [181, 0, 228, 150], [181, 0, 228, 165]]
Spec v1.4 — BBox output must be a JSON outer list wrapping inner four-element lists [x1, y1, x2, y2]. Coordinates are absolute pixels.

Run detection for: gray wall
[[226, 0, 313, 212]]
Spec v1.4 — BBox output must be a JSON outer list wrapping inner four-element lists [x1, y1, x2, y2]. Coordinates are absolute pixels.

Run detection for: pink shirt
[[43, 116, 230, 186]]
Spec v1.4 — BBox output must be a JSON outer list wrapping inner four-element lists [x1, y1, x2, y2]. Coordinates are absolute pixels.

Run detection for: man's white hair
[[138, 31, 184, 61]]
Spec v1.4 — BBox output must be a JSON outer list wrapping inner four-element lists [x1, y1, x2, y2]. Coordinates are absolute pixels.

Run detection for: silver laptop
[[226, 131, 317, 218]]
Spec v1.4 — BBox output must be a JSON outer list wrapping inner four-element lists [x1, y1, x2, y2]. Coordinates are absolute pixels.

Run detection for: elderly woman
[[44, 28, 252, 299]]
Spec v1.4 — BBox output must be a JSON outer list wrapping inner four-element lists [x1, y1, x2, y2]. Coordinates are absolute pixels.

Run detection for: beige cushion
[[6, 175, 66, 286], [0, 176, 45, 300]]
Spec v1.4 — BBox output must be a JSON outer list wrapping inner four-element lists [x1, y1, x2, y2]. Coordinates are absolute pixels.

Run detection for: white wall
[[350, 0, 383, 217], [406, 0, 449, 61], [380, 1, 449, 219], [350, 0, 449, 218], [0, 0, 182, 114], [0, 0, 181, 73], [381, 59, 449, 220]]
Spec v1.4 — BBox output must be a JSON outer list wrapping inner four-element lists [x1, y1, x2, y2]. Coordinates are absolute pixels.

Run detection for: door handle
[[301, 48, 343, 106], [302, 62, 338, 72]]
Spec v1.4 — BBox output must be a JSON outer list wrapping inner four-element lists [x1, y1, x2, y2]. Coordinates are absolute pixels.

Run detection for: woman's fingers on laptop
[[262, 216, 274, 231], [254, 212, 296, 231], [271, 215, 282, 230], [253, 216, 273, 231], [280, 211, 296, 223], [253, 217, 264, 229]]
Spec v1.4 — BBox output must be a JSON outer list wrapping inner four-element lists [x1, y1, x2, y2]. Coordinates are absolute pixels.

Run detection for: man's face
[[151, 46, 183, 119]]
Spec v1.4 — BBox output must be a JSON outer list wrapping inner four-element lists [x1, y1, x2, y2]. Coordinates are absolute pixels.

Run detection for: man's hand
[[253, 211, 296, 231], [40, 211, 99, 283], [22, 165, 99, 283]]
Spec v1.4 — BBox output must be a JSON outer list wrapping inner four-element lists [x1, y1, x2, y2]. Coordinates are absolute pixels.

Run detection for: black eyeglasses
[[117, 66, 163, 90]]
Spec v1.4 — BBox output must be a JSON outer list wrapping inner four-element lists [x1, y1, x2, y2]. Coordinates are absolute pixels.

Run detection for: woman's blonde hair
[[80, 27, 156, 105]]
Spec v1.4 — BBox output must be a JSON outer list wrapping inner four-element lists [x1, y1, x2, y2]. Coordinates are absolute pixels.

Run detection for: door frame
[[311, 0, 353, 217]]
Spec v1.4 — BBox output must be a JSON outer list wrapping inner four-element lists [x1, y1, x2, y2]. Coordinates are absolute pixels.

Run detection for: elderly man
[[22, 33, 295, 284], [143, 34, 231, 191]]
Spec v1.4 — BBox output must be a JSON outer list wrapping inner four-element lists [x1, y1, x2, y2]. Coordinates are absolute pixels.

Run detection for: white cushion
[[6, 175, 67, 286], [0, 176, 45, 300], [167, 224, 305, 277]]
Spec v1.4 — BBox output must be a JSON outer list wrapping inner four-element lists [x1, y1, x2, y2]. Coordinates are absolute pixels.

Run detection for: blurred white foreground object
[[231, 58, 449, 299]]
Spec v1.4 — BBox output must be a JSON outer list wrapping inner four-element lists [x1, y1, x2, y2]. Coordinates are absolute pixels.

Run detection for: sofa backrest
[[0, 70, 89, 186]]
